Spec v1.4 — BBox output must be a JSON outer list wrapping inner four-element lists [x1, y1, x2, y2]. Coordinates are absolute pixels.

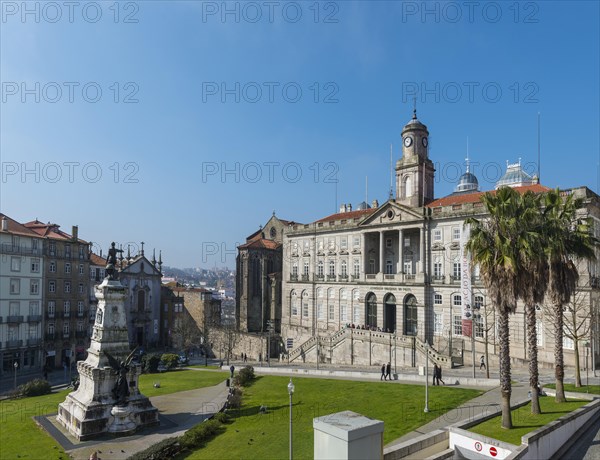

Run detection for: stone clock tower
[[395, 110, 435, 207]]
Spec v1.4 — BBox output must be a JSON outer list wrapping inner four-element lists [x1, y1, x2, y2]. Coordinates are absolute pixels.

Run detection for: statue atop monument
[[105, 242, 123, 280], [104, 347, 138, 406]]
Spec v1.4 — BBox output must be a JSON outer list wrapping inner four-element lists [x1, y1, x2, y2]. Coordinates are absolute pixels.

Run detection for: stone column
[[420, 227, 425, 273], [379, 231, 384, 274], [398, 229, 404, 274]]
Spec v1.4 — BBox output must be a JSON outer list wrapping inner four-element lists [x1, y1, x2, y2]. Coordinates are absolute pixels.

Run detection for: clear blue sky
[[1, 1, 599, 268]]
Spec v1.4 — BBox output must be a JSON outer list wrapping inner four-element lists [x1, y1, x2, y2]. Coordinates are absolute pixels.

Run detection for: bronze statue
[[105, 242, 123, 280], [104, 347, 138, 406]]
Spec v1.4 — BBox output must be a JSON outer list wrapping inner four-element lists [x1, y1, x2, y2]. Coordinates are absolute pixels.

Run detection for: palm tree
[[542, 189, 596, 403], [515, 191, 547, 415], [466, 187, 523, 429]]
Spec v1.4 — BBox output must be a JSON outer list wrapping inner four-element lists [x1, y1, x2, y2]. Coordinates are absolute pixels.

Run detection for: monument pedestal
[[57, 275, 158, 441]]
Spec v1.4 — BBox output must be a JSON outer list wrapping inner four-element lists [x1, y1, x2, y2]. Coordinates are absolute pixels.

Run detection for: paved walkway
[[48, 379, 229, 460]]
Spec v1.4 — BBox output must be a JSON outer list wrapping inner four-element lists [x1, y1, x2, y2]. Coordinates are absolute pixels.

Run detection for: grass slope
[[184, 376, 482, 459], [0, 369, 227, 460], [470, 397, 589, 445], [544, 383, 600, 395]]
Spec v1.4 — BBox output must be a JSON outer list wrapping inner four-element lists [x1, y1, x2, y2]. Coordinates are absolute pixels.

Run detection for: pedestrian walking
[[480, 355, 486, 370], [437, 364, 445, 385], [433, 363, 439, 385], [230, 365, 235, 378], [385, 362, 392, 381], [381, 364, 386, 380]]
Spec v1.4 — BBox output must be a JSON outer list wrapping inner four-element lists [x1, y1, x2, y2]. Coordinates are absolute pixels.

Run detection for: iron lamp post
[[424, 341, 430, 413], [288, 378, 295, 460], [13, 361, 18, 390]]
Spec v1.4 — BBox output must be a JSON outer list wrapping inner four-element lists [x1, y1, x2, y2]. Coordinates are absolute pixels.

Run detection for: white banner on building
[[460, 223, 473, 337]]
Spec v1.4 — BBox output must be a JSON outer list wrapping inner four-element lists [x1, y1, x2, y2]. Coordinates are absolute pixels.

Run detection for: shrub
[[18, 378, 51, 397], [180, 419, 224, 449], [161, 353, 179, 370], [213, 411, 230, 424], [129, 437, 181, 460], [233, 366, 255, 387], [226, 387, 243, 409], [142, 354, 161, 374]]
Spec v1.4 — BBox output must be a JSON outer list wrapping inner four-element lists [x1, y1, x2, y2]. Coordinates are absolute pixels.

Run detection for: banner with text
[[461, 223, 473, 337]]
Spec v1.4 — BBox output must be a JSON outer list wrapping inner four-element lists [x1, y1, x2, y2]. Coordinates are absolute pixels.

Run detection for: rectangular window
[[291, 298, 298, 316], [28, 324, 37, 339], [48, 323, 55, 335], [64, 301, 71, 316], [453, 227, 461, 241], [328, 303, 335, 321], [79, 246, 84, 259], [49, 242, 56, 256], [77, 321, 84, 332], [302, 299, 309, 318], [65, 244, 71, 258], [434, 262, 443, 278], [353, 236, 360, 247], [31, 238, 38, 252], [79, 264, 84, 275], [341, 261, 348, 277], [474, 316, 484, 338], [303, 261, 309, 276], [434, 313, 443, 334], [8, 326, 18, 341], [64, 281, 71, 293], [30, 279, 39, 295], [78, 301, 84, 316], [369, 259, 376, 273], [48, 301, 55, 317], [78, 283, 84, 294], [434, 293, 443, 305], [317, 302, 324, 320], [11, 257, 21, 272], [317, 261, 324, 277], [433, 229, 442, 242], [353, 306, 360, 323], [9, 301, 20, 316], [49, 281, 56, 293], [65, 263, 71, 274], [453, 315, 463, 335], [63, 323, 70, 335], [29, 301, 39, 315], [49, 261, 56, 273], [386, 238, 392, 248], [453, 294, 462, 306], [10, 278, 20, 294], [340, 238, 348, 250], [31, 258, 40, 272], [404, 237, 411, 247], [353, 259, 360, 277], [317, 240, 324, 251], [453, 260, 461, 279], [329, 260, 335, 277], [563, 335, 574, 350], [385, 260, 393, 274], [340, 305, 347, 322]]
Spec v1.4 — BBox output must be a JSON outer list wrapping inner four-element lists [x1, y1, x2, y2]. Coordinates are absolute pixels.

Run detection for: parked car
[[157, 363, 168, 373], [178, 353, 189, 366]]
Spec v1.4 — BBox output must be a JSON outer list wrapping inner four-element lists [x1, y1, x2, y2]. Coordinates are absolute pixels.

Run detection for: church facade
[[274, 111, 600, 370]]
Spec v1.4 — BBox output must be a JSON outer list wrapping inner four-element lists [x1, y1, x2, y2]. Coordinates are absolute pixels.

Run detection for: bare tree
[[213, 323, 242, 366], [172, 311, 203, 353]]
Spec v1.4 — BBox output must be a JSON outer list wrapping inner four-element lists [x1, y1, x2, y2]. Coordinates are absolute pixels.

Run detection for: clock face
[[404, 136, 413, 147], [422, 137, 428, 147]]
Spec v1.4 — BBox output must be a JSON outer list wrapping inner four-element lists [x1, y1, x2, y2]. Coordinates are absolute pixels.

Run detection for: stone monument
[[57, 243, 158, 440]]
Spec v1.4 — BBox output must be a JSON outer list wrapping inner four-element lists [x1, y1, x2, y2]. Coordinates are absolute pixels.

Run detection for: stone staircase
[[288, 328, 452, 366]]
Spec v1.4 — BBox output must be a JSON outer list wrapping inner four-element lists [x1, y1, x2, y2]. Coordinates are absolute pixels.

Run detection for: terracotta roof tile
[[23, 219, 88, 243], [238, 239, 281, 250], [427, 184, 551, 208], [315, 208, 376, 223], [0, 214, 42, 238], [90, 253, 106, 266]]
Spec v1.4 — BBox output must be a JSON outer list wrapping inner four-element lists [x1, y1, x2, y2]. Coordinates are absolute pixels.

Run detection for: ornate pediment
[[358, 201, 423, 227]]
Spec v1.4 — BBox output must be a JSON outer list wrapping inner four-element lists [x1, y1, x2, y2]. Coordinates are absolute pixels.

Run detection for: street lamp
[[13, 361, 19, 390], [424, 341, 430, 413], [288, 378, 295, 460]]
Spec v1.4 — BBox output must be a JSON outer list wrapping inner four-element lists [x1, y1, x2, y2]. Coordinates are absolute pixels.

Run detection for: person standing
[[381, 364, 386, 380], [437, 364, 445, 385], [433, 364, 439, 385], [386, 362, 392, 381], [480, 355, 486, 370], [230, 365, 235, 378]]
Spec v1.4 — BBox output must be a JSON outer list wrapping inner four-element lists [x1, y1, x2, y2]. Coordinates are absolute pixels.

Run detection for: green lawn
[[470, 397, 589, 445], [183, 376, 483, 460], [544, 383, 600, 395], [0, 369, 227, 460], [139, 369, 228, 397]]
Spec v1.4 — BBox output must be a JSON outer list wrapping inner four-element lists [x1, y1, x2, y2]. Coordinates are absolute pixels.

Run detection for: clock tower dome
[[395, 110, 435, 207]]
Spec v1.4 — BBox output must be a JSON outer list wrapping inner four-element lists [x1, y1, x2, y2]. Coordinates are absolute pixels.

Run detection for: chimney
[[347, 203, 352, 212], [339, 204, 347, 213], [372, 199, 379, 208], [1, 216, 7, 232], [72, 225, 78, 241]]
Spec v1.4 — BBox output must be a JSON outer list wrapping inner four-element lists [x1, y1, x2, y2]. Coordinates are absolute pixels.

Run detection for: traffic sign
[[489, 446, 497, 457], [475, 442, 482, 452]]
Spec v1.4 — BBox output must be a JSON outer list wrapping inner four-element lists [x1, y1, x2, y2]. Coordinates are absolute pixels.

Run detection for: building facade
[[0, 214, 44, 378], [275, 111, 600, 370], [23, 220, 92, 369]]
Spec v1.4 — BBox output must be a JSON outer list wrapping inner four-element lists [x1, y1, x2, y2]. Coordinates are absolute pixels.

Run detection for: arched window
[[365, 293, 377, 327], [404, 295, 417, 336], [384, 293, 397, 333], [302, 291, 309, 318], [404, 175, 412, 198], [290, 290, 298, 316]]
